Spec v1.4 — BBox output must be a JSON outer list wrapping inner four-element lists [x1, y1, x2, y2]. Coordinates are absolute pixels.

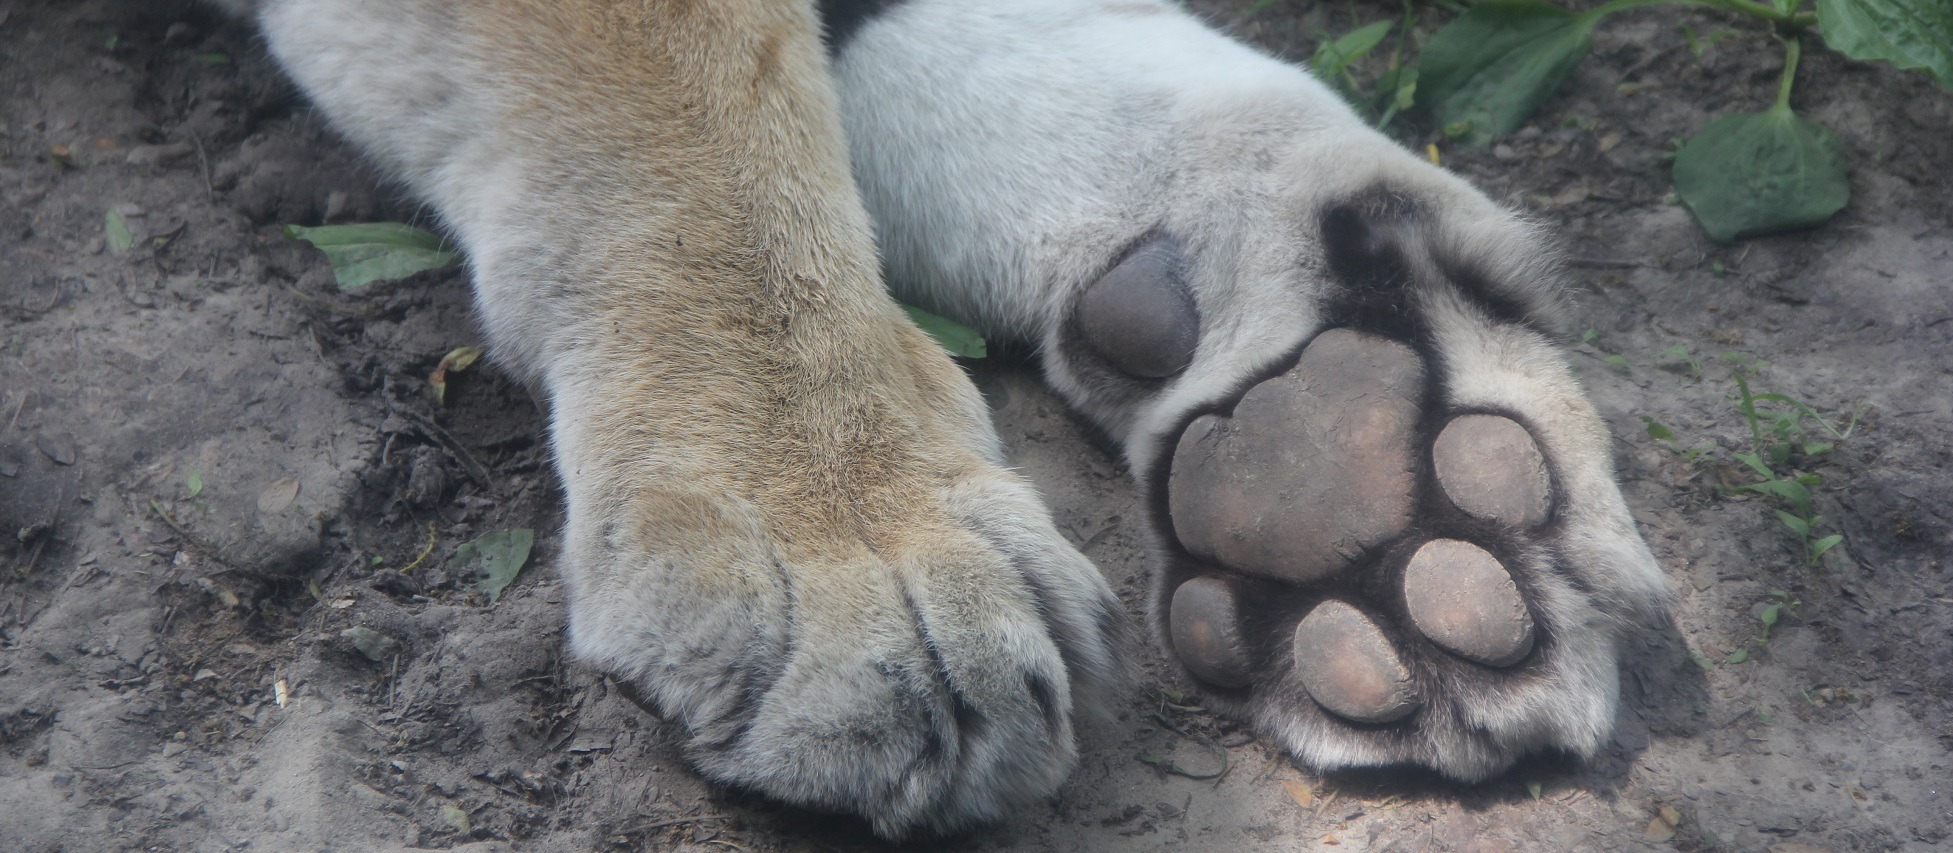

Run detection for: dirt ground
[[2, 1, 1949, 850]]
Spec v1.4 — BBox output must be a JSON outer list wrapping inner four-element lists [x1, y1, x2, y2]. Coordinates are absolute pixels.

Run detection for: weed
[[1265, 0, 1953, 242], [1642, 349, 1860, 565]]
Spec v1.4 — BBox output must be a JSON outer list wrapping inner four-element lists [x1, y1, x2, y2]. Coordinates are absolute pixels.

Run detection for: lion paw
[[1058, 197, 1667, 781]]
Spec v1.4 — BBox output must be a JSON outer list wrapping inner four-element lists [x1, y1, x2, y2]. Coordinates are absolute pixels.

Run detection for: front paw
[[556, 427, 1126, 838]]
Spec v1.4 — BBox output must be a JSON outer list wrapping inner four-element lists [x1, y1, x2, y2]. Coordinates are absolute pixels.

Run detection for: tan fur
[[245, 0, 1126, 837]]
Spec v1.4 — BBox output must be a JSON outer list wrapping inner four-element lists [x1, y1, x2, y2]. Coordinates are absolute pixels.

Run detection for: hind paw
[[1152, 320, 1653, 779]]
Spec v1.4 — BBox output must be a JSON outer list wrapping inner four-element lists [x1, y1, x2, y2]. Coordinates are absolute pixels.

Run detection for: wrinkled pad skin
[[1168, 329, 1425, 583]]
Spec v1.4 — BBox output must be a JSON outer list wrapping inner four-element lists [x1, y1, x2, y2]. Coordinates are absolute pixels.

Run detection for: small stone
[[1169, 576, 1254, 688], [1402, 539, 1536, 667], [1432, 414, 1552, 528], [1170, 329, 1423, 582], [1292, 600, 1418, 724], [36, 432, 77, 466]]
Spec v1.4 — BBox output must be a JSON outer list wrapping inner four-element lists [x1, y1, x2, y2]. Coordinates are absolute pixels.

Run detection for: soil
[[2, 1, 1949, 850]]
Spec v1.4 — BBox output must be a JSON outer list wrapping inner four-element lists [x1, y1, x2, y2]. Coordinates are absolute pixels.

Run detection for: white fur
[[837, 0, 1669, 780]]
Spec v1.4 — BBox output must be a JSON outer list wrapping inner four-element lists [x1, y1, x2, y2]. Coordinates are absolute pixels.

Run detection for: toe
[[1432, 414, 1552, 528], [1168, 576, 1253, 688], [1292, 600, 1419, 724], [1402, 539, 1536, 667]]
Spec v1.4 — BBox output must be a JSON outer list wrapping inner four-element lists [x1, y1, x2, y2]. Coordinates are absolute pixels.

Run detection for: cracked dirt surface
[[2, 1, 1948, 850]]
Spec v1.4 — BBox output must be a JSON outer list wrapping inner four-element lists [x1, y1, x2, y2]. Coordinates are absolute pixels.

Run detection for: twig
[[4, 390, 27, 432], [386, 397, 493, 491], [620, 815, 732, 835], [189, 129, 215, 203], [147, 500, 236, 570], [1569, 257, 1643, 270], [397, 522, 438, 573]]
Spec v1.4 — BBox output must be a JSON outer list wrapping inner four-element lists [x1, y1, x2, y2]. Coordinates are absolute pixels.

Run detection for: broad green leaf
[[186, 470, 203, 498], [1672, 106, 1850, 242], [902, 304, 987, 359], [1774, 509, 1811, 538], [1760, 602, 1782, 627], [1415, 0, 1598, 145], [105, 209, 134, 253], [1725, 648, 1750, 664], [449, 528, 535, 603], [1816, 0, 1953, 89], [283, 222, 460, 291], [1313, 20, 1394, 81]]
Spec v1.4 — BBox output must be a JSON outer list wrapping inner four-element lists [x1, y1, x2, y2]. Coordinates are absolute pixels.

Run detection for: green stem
[[1774, 33, 1802, 111], [1586, 0, 1815, 28]]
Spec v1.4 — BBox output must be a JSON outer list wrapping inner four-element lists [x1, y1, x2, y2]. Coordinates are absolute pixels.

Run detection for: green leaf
[[1642, 416, 1674, 442], [902, 304, 987, 359], [448, 528, 535, 603], [1725, 647, 1750, 664], [1810, 533, 1844, 559], [193, 52, 231, 66], [1732, 451, 1776, 480], [1816, 0, 1953, 89], [283, 222, 460, 291], [1672, 105, 1851, 242], [1415, 0, 1599, 145], [1313, 20, 1395, 81], [1760, 602, 1782, 627], [186, 470, 203, 498], [1688, 650, 1718, 671], [105, 209, 134, 254], [1774, 509, 1811, 538]]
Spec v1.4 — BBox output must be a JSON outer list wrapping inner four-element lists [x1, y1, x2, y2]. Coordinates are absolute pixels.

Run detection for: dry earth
[[1, 1, 1949, 850]]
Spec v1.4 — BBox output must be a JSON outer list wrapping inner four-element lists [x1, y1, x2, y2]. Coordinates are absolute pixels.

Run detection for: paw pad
[[1432, 414, 1552, 528], [1291, 600, 1419, 724], [1402, 539, 1535, 667], [1167, 329, 1423, 583], [1167, 576, 1253, 688]]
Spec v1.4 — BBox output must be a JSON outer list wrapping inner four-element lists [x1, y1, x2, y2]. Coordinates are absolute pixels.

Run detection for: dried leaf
[[1284, 779, 1316, 808], [257, 476, 300, 513], [1644, 814, 1677, 842], [105, 208, 135, 253], [440, 803, 472, 835], [341, 626, 399, 662], [428, 345, 485, 406]]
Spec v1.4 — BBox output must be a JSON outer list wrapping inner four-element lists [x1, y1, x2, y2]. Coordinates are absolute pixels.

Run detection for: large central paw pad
[[1167, 329, 1422, 583], [1149, 321, 1637, 780]]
